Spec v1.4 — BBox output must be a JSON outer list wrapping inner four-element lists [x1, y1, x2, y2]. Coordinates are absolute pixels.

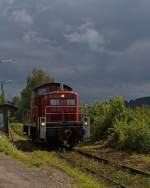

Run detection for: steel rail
[[73, 148, 150, 178], [58, 153, 128, 188]]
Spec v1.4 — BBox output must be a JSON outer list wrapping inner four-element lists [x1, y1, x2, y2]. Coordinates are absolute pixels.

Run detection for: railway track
[[73, 147, 150, 178], [12, 129, 149, 187], [12, 130, 127, 187], [59, 147, 150, 188], [58, 153, 128, 188], [13, 129, 150, 179]]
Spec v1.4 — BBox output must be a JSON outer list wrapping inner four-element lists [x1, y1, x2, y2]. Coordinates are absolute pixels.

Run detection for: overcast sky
[[0, 0, 150, 103]]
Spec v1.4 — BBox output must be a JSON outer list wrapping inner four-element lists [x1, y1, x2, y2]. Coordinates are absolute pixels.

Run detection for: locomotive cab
[[46, 92, 79, 123]]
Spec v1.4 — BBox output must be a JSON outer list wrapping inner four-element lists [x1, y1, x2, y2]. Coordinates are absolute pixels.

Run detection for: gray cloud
[[22, 31, 50, 44], [10, 9, 33, 25], [65, 22, 106, 52], [0, 0, 150, 103]]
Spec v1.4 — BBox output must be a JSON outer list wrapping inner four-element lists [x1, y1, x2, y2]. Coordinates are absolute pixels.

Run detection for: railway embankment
[[0, 134, 78, 188], [0, 128, 113, 188]]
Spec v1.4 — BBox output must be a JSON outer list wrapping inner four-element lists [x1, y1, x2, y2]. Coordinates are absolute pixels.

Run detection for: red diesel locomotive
[[23, 82, 85, 147]]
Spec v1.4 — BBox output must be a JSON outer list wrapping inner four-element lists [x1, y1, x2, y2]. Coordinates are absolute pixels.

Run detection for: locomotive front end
[[45, 91, 85, 147]]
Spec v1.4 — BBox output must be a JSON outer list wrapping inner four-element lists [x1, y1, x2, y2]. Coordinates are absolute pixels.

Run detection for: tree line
[[11, 69, 54, 120]]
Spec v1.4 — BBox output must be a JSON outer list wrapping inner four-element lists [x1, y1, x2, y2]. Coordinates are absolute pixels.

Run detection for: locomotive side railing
[[23, 105, 88, 124], [45, 105, 85, 123]]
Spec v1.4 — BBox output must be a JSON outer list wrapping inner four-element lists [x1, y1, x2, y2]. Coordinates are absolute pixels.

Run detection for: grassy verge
[[32, 150, 106, 188], [4, 124, 106, 188], [11, 122, 23, 134], [0, 133, 41, 167]]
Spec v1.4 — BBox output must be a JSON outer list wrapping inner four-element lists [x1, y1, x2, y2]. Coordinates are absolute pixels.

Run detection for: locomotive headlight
[[61, 94, 65, 98], [41, 122, 45, 126], [84, 121, 88, 126]]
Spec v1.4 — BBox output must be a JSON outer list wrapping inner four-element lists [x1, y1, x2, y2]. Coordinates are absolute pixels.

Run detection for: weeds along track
[[58, 152, 127, 188], [60, 147, 150, 188], [11, 130, 126, 187], [12, 129, 150, 179], [73, 148, 150, 178], [11, 129, 149, 187]]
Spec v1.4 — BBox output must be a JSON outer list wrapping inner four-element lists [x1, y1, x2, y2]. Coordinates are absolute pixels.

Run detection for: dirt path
[[0, 153, 77, 188]]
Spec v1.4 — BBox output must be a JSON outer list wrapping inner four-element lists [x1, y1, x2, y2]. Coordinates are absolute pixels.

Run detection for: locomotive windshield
[[50, 99, 75, 106], [67, 99, 75, 106], [50, 99, 59, 105]]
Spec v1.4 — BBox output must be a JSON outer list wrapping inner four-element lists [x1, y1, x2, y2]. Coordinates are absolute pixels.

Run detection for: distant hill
[[128, 96, 150, 107]]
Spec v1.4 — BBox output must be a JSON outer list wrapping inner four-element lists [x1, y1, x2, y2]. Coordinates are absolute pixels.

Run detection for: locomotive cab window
[[67, 99, 75, 106], [50, 99, 59, 105]]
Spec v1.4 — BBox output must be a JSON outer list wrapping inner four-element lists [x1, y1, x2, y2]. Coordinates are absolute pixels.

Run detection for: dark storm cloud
[[0, 0, 150, 103]]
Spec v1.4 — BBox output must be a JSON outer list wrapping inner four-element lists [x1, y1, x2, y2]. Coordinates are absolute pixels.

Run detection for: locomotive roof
[[34, 82, 73, 92]]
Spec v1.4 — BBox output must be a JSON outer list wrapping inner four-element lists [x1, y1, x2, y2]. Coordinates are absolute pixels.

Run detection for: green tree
[[12, 96, 21, 107], [10, 96, 22, 121], [0, 95, 3, 104], [21, 69, 54, 109]]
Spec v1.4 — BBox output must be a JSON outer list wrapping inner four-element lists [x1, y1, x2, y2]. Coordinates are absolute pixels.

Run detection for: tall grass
[[0, 133, 40, 166]]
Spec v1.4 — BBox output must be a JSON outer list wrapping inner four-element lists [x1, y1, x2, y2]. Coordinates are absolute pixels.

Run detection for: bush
[[89, 97, 150, 153], [108, 117, 150, 153], [90, 96, 125, 140]]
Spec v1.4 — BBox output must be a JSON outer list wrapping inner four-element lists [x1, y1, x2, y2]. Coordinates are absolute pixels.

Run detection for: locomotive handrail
[[45, 105, 85, 123], [46, 106, 76, 108], [45, 112, 82, 114], [45, 105, 87, 108], [45, 106, 86, 113]]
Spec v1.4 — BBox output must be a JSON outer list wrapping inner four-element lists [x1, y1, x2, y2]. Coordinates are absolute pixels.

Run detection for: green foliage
[[90, 96, 125, 140], [89, 97, 150, 153], [0, 95, 3, 104], [11, 69, 54, 120], [11, 96, 22, 121], [0, 133, 40, 166], [12, 96, 21, 107], [108, 108, 150, 153], [21, 69, 54, 109], [0, 94, 4, 105]]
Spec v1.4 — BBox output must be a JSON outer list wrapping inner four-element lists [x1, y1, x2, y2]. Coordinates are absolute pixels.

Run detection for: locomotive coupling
[[64, 129, 72, 139]]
